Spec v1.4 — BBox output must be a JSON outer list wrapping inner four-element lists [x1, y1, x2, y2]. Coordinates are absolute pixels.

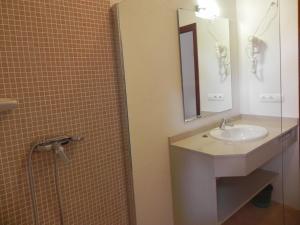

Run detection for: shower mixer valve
[[34, 136, 82, 162], [28, 135, 82, 225]]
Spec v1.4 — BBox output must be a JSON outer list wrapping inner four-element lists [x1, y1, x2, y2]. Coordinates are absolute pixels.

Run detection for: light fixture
[[195, 0, 220, 20]]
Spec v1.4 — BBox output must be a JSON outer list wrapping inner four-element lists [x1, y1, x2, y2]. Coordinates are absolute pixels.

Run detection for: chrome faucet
[[219, 118, 234, 130], [35, 136, 82, 162]]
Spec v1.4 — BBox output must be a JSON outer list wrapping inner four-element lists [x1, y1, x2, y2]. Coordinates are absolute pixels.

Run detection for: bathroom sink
[[210, 124, 268, 142]]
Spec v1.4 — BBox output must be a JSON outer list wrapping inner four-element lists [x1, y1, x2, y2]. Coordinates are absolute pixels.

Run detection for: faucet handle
[[226, 119, 234, 126], [224, 120, 234, 128], [219, 118, 226, 129], [219, 118, 234, 129], [70, 136, 83, 142], [54, 144, 70, 163]]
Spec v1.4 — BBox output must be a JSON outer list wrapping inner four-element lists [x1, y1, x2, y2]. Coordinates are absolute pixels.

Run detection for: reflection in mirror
[[179, 23, 200, 120], [178, 9, 233, 121]]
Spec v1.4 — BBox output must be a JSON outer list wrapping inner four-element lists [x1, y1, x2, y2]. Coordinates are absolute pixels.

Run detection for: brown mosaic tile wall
[[0, 0, 131, 224]]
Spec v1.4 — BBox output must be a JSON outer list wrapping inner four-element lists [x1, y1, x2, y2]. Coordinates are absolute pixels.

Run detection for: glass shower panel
[[227, 0, 285, 224], [279, 1, 300, 224]]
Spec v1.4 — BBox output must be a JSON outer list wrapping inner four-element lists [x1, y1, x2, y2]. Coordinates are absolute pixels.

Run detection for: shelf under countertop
[[217, 169, 278, 224]]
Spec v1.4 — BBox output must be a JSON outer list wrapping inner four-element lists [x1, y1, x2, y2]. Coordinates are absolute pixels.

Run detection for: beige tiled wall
[[0, 0, 131, 224]]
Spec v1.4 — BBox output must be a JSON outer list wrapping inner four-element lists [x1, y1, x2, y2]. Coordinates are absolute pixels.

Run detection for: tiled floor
[[223, 202, 300, 225]]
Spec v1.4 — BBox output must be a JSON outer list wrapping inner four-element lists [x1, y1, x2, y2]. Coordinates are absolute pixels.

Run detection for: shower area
[[0, 0, 133, 225]]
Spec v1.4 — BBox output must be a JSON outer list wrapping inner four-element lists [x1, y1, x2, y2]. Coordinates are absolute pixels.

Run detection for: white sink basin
[[210, 124, 268, 142]]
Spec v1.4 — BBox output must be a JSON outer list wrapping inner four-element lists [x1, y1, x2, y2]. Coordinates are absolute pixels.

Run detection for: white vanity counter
[[171, 115, 297, 157], [170, 115, 297, 177], [169, 115, 298, 225]]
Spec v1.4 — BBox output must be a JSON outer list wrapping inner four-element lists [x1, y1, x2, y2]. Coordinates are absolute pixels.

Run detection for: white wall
[[237, 0, 299, 118], [118, 1, 239, 225], [237, 0, 282, 117]]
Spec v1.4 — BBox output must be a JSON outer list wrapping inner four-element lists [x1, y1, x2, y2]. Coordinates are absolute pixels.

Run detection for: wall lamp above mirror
[[195, 0, 220, 20]]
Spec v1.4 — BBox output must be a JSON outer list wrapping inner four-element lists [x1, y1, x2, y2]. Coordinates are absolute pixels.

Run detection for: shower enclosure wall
[[0, 0, 133, 224]]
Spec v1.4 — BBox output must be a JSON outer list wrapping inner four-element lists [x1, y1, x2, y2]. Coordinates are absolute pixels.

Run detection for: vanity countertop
[[171, 115, 298, 158]]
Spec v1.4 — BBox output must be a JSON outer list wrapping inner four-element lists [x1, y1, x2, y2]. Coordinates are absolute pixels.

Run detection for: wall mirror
[[178, 9, 233, 121]]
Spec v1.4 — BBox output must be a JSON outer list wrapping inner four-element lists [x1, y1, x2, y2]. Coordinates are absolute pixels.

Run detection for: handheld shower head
[[28, 134, 82, 225]]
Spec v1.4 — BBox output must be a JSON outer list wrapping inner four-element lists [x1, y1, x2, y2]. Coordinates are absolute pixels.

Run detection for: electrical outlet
[[208, 93, 224, 101], [259, 94, 283, 103]]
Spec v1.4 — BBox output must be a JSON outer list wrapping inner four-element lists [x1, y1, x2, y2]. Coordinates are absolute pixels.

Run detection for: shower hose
[[28, 144, 65, 225]]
